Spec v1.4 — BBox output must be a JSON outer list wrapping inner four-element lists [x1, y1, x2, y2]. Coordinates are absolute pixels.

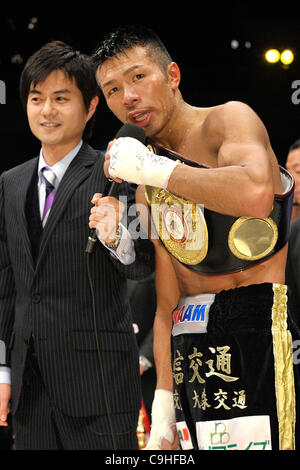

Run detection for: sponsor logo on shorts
[[196, 415, 272, 450], [173, 303, 208, 325], [172, 303, 209, 335], [176, 421, 193, 450]]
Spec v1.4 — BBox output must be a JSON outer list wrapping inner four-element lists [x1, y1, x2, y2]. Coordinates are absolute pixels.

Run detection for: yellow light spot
[[265, 49, 280, 63], [280, 49, 294, 65]]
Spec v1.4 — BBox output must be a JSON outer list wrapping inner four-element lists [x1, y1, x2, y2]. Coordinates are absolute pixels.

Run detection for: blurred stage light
[[10, 54, 23, 65], [28, 17, 38, 30], [230, 39, 239, 49], [265, 49, 280, 63], [230, 39, 252, 51], [280, 49, 294, 65]]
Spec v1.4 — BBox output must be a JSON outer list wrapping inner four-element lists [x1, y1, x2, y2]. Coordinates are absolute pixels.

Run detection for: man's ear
[[167, 62, 181, 90], [87, 95, 99, 121]]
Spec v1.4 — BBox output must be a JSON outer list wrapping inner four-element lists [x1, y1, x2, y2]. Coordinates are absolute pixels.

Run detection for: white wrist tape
[[145, 389, 175, 450], [109, 137, 179, 189]]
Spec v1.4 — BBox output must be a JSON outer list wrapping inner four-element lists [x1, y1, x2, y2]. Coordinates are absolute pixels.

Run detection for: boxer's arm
[[145, 242, 181, 449], [108, 102, 277, 219], [135, 187, 180, 450], [152, 241, 180, 392], [167, 101, 276, 218]]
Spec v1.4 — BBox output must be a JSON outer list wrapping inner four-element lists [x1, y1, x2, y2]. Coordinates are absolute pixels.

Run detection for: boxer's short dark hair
[[93, 25, 172, 78]]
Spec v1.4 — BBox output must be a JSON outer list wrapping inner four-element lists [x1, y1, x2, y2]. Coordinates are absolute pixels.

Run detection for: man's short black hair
[[19, 41, 99, 140], [289, 138, 300, 153], [92, 25, 172, 77]]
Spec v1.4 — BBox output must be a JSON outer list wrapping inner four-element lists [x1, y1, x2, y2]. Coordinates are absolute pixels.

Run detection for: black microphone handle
[[106, 180, 120, 197]]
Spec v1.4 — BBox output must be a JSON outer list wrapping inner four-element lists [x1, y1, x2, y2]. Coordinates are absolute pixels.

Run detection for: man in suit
[[0, 41, 154, 450], [286, 139, 300, 222], [286, 140, 300, 331]]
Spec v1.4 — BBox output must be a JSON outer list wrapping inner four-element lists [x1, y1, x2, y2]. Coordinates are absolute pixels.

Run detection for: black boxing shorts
[[171, 283, 299, 450]]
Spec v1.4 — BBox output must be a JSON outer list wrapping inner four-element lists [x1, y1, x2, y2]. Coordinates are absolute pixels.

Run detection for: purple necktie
[[42, 169, 57, 222]]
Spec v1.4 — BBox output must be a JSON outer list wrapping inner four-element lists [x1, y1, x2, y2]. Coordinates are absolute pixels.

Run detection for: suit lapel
[[36, 143, 98, 269], [17, 158, 40, 272]]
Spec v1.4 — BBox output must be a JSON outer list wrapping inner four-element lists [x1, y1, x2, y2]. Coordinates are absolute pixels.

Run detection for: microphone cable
[[86, 249, 118, 450]]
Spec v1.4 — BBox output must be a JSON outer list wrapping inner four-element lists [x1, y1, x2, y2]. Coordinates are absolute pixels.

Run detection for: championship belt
[[145, 186, 208, 265], [145, 143, 294, 274]]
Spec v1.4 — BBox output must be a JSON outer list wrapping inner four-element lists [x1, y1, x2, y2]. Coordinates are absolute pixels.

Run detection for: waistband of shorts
[[172, 283, 287, 336]]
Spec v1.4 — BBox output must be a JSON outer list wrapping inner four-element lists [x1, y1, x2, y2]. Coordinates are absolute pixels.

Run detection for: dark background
[[1, 3, 300, 172]]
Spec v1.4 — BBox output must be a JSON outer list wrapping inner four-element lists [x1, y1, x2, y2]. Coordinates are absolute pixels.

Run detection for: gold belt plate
[[228, 216, 278, 260], [145, 186, 208, 265]]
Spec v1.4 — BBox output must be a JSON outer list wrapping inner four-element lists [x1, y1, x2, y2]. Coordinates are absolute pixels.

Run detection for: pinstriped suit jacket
[[0, 142, 154, 418]]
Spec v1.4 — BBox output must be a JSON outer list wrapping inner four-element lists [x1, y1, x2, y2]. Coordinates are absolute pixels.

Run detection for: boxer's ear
[[167, 62, 181, 90]]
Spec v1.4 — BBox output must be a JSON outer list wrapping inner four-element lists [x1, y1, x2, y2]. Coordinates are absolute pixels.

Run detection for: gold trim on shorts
[[272, 283, 296, 450]]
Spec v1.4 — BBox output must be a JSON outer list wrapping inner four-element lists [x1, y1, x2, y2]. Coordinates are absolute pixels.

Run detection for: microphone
[[85, 123, 146, 254]]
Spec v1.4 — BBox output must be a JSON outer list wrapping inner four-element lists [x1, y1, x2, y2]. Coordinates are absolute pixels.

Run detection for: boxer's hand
[[160, 424, 180, 450], [89, 193, 125, 244], [0, 383, 10, 427], [104, 141, 123, 183], [107, 137, 180, 189], [144, 389, 179, 450]]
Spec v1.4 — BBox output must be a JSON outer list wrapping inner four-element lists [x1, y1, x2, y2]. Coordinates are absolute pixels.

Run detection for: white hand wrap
[[145, 389, 175, 450], [109, 137, 180, 189]]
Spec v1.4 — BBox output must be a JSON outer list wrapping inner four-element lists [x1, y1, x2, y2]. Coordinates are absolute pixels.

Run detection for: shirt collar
[[38, 140, 83, 184]]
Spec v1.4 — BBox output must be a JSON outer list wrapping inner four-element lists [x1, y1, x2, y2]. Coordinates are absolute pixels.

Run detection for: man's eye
[[134, 74, 144, 81], [108, 87, 119, 96]]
